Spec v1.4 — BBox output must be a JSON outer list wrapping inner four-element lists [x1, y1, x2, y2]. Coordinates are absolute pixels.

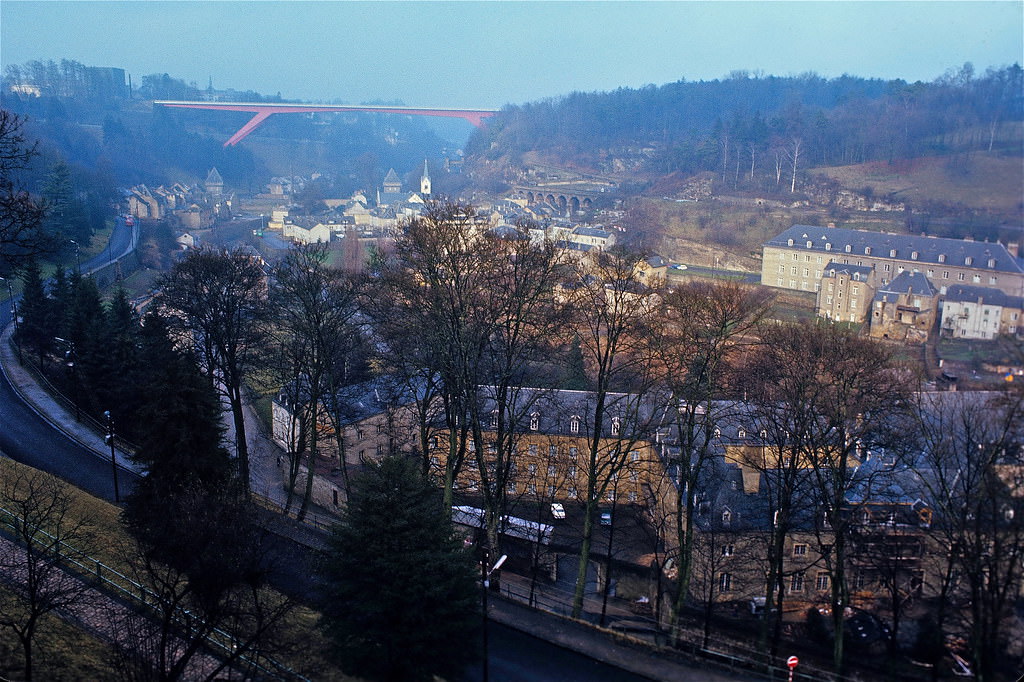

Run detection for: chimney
[[1008, 242, 1020, 258], [964, 235, 974, 242]]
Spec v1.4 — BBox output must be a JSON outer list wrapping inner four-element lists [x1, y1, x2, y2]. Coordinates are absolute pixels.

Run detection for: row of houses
[[270, 374, 1020, 618], [126, 168, 232, 229]]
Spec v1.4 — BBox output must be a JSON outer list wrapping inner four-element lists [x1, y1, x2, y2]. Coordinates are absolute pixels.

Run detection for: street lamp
[[481, 550, 507, 682], [104, 411, 121, 503], [0, 276, 22, 362], [69, 239, 81, 273], [54, 337, 79, 421]]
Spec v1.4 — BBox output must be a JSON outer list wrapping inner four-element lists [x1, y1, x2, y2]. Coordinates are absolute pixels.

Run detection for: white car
[[672, 264, 688, 270], [550, 503, 566, 519]]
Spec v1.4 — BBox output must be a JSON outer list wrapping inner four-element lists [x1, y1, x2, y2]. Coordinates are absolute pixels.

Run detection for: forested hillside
[[466, 65, 1023, 184]]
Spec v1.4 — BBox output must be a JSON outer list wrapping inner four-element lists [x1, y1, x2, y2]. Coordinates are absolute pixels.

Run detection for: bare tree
[[786, 137, 803, 193], [566, 249, 660, 618], [745, 322, 909, 676], [907, 389, 1024, 682], [654, 280, 771, 641], [0, 109, 50, 275], [0, 462, 96, 682], [157, 248, 267, 496], [267, 243, 360, 516]]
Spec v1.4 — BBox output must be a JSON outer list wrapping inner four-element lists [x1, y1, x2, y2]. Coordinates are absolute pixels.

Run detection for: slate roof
[[873, 271, 936, 303], [822, 261, 874, 279], [766, 225, 1023, 274], [943, 284, 1023, 308]]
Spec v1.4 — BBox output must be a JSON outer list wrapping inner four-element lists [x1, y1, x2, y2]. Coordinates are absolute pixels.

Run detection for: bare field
[[817, 152, 1024, 212]]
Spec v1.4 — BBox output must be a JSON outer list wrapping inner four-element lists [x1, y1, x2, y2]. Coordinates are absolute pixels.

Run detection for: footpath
[[0, 321, 759, 682]]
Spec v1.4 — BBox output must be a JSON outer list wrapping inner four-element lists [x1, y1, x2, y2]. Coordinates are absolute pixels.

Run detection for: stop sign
[[787, 655, 799, 669]]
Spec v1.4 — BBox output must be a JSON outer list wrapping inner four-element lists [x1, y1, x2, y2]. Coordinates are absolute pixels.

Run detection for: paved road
[[0, 217, 141, 502]]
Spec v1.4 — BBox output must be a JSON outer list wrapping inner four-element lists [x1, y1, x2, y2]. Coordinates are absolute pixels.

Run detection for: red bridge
[[155, 100, 498, 147]]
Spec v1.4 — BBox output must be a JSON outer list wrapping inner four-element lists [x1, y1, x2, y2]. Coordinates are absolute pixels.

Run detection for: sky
[[2, 1, 1022, 110]]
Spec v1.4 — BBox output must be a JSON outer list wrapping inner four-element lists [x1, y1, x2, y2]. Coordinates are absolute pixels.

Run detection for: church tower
[[420, 160, 431, 197]]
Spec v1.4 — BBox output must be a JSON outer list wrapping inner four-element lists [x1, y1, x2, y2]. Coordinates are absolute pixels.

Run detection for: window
[[803, 268, 809, 277], [356, 428, 365, 440], [376, 423, 384, 434], [759, 430, 767, 439], [606, 490, 616, 502], [547, 464, 556, 477], [806, 240, 812, 248], [965, 256, 973, 266], [787, 238, 794, 246], [628, 491, 637, 503], [791, 266, 798, 275], [988, 258, 996, 268], [719, 573, 733, 592], [528, 444, 538, 456], [927, 269, 934, 277], [790, 573, 805, 592], [490, 411, 498, 428], [938, 253, 946, 263], [972, 275, 981, 283], [569, 447, 578, 460], [568, 465, 577, 479], [721, 544, 735, 557], [629, 470, 639, 483], [825, 242, 832, 251], [722, 509, 732, 524], [507, 481, 517, 494], [611, 417, 621, 436], [889, 249, 897, 258], [884, 263, 891, 272], [942, 271, 949, 280], [530, 412, 539, 430], [793, 544, 808, 557], [713, 428, 721, 438], [630, 450, 640, 462], [990, 276, 998, 285], [778, 265, 786, 273], [845, 244, 852, 253], [826, 295, 833, 305], [738, 429, 746, 439], [376, 443, 384, 456], [958, 273, 966, 281], [570, 415, 580, 433], [568, 487, 578, 499], [816, 572, 830, 591], [852, 285, 859, 295], [528, 463, 537, 475], [528, 483, 537, 495], [911, 251, 918, 260], [549, 445, 558, 458], [548, 485, 557, 497]]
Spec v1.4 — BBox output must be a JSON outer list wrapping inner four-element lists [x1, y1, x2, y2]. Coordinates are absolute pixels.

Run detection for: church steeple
[[420, 159, 431, 197]]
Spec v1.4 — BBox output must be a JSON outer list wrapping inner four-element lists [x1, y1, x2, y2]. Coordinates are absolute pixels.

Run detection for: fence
[[0, 502, 309, 681]]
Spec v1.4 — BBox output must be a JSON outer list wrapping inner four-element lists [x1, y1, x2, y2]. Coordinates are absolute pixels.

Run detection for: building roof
[[822, 261, 874, 279], [874, 270, 936, 302], [766, 225, 1023, 275], [943, 284, 1023, 308]]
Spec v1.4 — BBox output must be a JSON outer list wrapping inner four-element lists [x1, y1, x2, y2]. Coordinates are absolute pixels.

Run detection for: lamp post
[[103, 411, 121, 503], [481, 550, 507, 682], [54, 337, 79, 421], [0, 276, 22, 362], [69, 239, 81, 273]]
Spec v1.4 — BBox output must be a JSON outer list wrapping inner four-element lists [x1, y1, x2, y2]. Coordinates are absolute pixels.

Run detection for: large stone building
[[939, 284, 1024, 340], [763, 225, 1023, 298]]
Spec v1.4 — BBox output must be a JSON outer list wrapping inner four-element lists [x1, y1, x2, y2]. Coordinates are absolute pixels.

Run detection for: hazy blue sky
[[2, 1, 1022, 109]]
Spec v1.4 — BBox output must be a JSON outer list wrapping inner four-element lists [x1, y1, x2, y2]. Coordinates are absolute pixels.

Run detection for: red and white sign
[[787, 655, 799, 669]]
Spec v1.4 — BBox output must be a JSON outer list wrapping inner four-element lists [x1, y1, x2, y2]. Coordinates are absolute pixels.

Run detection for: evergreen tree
[[319, 455, 480, 682], [95, 287, 140, 421], [17, 256, 52, 366]]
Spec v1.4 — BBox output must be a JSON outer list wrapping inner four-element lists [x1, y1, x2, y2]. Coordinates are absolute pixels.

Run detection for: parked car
[[600, 511, 612, 525]]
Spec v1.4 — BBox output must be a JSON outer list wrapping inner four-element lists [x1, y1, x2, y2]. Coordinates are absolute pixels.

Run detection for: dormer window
[[911, 251, 918, 260], [853, 272, 861, 281], [938, 254, 946, 263], [844, 244, 852, 253], [864, 246, 872, 255], [722, 509, 732, 525], [889, 249, 897, 258], [610, 416, 621, 436], [988, 258, 996, 268], [759, 430, 767, 440], [490, 410, 498, 428], [806, 240, 812, 248], [713, 428, 722, 438], [570, 415, 580, 434], [825, 243, 832, 251], [530, 412, 539, 431], [738, 429, 746, 439], [965, 256, 973, 266], [787, 238, 794, 246]]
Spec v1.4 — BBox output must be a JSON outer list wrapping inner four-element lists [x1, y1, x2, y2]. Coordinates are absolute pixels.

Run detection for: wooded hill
[[464, 65, 1023, 194]]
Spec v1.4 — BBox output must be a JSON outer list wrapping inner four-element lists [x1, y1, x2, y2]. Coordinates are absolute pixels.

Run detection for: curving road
[[0, 217, 140, 502]]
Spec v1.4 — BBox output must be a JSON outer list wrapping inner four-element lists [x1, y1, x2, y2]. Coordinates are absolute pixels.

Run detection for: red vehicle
[[124, 215, 135, 227]]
